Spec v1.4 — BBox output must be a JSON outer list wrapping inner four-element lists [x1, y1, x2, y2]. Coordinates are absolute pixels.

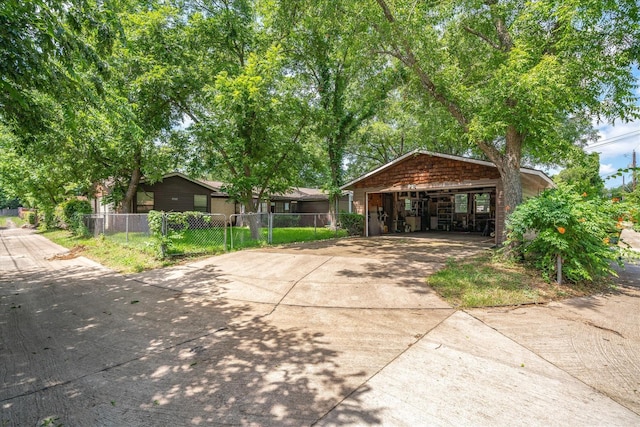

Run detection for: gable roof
[[270, 187, 329, 201], [142, 172, 331, 201], [340, 150, 554, 189], [140, 172, 228, 195]]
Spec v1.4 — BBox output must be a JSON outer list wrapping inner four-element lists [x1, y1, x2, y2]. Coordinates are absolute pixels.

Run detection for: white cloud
[[586, 119, 640, 160], [599, 163, 616, 174]]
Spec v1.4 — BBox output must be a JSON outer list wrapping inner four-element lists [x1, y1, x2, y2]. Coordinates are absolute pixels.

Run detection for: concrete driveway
[[1, 227, 639, 426]]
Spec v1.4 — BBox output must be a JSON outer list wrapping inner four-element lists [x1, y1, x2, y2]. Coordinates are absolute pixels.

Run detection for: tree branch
[[463, 25, 502, 51], [375, 0, 469, 131]]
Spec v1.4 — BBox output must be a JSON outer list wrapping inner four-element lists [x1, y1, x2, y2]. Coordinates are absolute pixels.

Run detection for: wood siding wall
[[136, 176, 211, 213], [354, 154, 501, 189]]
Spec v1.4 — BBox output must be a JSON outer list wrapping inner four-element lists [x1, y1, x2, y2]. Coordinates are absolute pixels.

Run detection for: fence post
[[230, 215, 234, 250], [125, 214, 129, 243], [314, 214, 317, 237], [223, 215, 228, 252], [102, 213, 106, 235], [268, 213, 273, 244]]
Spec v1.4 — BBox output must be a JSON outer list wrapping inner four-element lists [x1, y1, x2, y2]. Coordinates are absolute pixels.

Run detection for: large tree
[[165, 0, 313, 238], [278, 0, 396, 218], [368, 0, 639, 238]]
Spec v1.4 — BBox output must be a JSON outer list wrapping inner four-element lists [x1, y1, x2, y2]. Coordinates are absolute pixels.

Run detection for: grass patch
[[166, 228, 227, 255], [0, 216, 25, 228], [40, 226, 347, 273], [427, 251, 612, 308], [229, 226, 347, 249], [41, 229, 173, 273]]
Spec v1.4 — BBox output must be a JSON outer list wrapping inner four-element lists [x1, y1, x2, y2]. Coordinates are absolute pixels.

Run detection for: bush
[[339, 212, 364, 236], [506, 185, 623, 283], [147, 210, 203, 258], [25, 211, 37, 225], [56, 199, 92, 235]]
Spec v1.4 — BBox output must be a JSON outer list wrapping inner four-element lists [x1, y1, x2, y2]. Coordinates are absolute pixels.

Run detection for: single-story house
[[340, 150, 554, 244], [132, 172, 349, 221]]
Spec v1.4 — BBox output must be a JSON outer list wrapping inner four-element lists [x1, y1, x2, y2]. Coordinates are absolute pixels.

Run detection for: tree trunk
[[494, 126, 523, 243], [240, 192, 262, 240], [121, 166, 141, 214], [120, 150, 143, 214]]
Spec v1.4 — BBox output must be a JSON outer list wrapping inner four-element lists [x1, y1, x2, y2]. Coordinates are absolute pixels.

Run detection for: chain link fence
[[84, 213, 151, 242], [228, 212, 358, 249], [84, 211, 363, 256], [160, 212, 227, 256]]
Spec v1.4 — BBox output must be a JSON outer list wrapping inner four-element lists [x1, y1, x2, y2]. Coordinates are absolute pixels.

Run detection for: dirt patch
[[262, 234, 493, 261], [46, 245, 86, 260]]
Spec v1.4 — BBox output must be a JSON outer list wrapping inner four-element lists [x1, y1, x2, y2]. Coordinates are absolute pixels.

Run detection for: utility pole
[[633, 149, 637, 191]]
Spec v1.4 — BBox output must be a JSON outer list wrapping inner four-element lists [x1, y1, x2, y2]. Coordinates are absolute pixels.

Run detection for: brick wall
[[354, 153, 501, 189]]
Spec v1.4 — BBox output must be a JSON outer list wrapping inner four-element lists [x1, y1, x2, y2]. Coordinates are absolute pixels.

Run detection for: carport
[[341, 150, 554, 244]]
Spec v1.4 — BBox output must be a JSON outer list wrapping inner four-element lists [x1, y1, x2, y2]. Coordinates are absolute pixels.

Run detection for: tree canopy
[[365, 0, 638, 235], [1, 0, 638, 226]]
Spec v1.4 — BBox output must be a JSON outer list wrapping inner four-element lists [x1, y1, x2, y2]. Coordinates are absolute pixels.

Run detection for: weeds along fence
[[84, 211, 362, 257]]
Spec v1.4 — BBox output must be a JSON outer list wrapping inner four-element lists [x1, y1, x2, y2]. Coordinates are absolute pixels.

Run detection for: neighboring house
[[134, 172, 236, 217], [131, 172, 348, 222], [341, 150, 554, 244]]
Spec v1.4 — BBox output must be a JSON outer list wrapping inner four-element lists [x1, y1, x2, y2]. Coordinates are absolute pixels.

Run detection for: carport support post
[[556, 254, 562, 285]]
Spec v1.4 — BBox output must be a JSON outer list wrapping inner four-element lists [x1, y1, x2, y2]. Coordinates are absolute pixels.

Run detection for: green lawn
[[427, 251, 612, 308], [40, 226, 348, 273], [42, 229, 170, 273], [229, 226, 347, 249], [0, 216, 25, 228]]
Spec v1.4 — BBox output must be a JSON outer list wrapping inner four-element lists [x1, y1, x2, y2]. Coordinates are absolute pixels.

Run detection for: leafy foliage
[[56, 199, 92, 235], [338, 212, 364, 236], [554, 152, 605, 198], [506, 185, 623, 283]]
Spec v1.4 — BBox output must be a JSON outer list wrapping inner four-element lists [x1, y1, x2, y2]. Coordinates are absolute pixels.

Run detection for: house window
[[136, 191, 154, 213], [284, 202, 290, 211], [455, 194, 468, 213], [475, 193, 491, 213], [194, 194, 208, 212]]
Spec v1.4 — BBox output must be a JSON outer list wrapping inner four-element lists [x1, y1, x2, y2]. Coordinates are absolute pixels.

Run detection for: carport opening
[[367, 188, 496, 239]]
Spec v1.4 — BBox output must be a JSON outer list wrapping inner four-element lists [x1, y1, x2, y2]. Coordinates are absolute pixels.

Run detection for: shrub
[[147, 210, 203, 258], [339, 212, 364, 236], [25, 211, 37, 225], [56, 199, 92, 235], [506, 185, 622, 283]]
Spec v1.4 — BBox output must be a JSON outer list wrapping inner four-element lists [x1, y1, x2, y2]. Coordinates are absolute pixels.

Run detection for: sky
[[582, 68, 640, 190], [587, 119, 640, 189]]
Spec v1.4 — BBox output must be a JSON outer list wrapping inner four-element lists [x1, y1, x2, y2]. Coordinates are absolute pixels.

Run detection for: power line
[[588, 129, 640, 148]]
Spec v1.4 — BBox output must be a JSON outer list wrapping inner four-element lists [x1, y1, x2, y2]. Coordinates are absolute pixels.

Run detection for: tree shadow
[[1, 265, 383, 426]]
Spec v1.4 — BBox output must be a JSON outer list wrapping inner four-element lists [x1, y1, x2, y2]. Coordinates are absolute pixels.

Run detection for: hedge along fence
[[148, 211, 228, 258]]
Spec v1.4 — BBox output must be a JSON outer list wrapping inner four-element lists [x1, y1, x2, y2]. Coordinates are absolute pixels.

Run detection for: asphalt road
[[1, 226, 639, 426]]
